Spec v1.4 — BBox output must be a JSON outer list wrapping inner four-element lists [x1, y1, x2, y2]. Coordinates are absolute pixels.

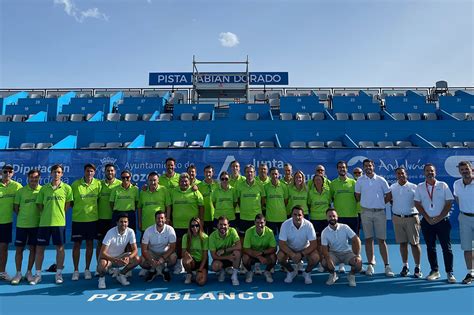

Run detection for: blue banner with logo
[[2, 149, 472, 239], [149, 72, 289, 86]]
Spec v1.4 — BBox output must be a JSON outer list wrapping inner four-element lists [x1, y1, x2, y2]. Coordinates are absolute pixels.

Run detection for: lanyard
[[425, 182, 435, 207]]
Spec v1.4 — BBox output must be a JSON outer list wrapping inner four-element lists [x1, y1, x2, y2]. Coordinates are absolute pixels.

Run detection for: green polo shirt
[[229, 174, 246, 189], [287, 185, 309, 215], [211, 186, 237, 220], [14, 184, 41, 228], [36, 182, 73, 227], [256, 176, 270, 186], [182, 233, 209, 262], [237, 180, 266, 221], [159, 173, 180, 189], [198, 180, 219, 222], [98, 179, 122, 220], [243, 226, 276, 251], [330, 177, 358, 218], [170, 187, 204, 229], [138, 186, 171, 230], [208, 227, 240, 253], [0, 180, 22, 224], [308, 177, 331, 191], [109, 185, 139, 211], [71, 178, 102, 222], [280, 177, 293, 187], [264, 181, 288, 222], [308, 187, 332, 220]]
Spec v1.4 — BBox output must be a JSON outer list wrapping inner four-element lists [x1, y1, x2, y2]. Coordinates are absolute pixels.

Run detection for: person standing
[[109, 170, 139, 232], [212, 171, 238, 227], [453, 161, 474, 285], [387, 167, 422, 278], [137, 172, 170, 233], [198, 165, 219, 234], [70, 163, 102, 281], [0, 164, 22, 282], [160, 157, 180, 189], [287, 170, 308, 219], [280, 163, 293, 186], [414, 163, 455, 283], [33, 164, 73, 285], [355, 159, 394, 277], [263, 167, 288, 235], [11, 169, 40, 285]]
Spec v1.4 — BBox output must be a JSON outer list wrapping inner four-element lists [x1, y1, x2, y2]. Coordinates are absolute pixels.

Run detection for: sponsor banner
[[149, 72, 289, 86], [2, 149, 472, 235]]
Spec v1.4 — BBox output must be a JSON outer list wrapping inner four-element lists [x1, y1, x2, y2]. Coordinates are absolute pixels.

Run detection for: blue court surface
[[0, 244, 472, 315]]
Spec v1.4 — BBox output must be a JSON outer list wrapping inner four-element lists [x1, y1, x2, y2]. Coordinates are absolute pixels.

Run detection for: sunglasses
[[220, 178, 229, 181], [353, 172, 361, 175], [121, 176, 130, 180], [3, 170, 13, 174], [191, 224, 200, 228]]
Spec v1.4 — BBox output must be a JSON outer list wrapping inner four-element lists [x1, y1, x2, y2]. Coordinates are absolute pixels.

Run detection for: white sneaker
[[347, 274, 356, 287], [245, 271, 254, 283], [0, 272, 11, 282], [338, 264, 346, 274], [55, 273, 63, 284], [302, 271, 312, 284], [174, 260, 183, 275], [254, 263, 262, 275], [26, 271, 34, 283], [71, 271, 80, 281], [264, 270, 273, 283], [98, 276, 106, 289], [317, 263, 325, 273], [30, 275, 41, 285], [366, 264, 374, 276], [284, 270, 298, 283], [184, 273, 192, 284], [218, 270, 226, 282], [11, 273, 22, 285], [84, 269, 92, 280], [231, 273, 239, 286], [326, 272, 339, 285], [138, 269, 148, 277], [385, 265, 395, 277], [116, 274, 130, 286], [296, 260, 304, 272]]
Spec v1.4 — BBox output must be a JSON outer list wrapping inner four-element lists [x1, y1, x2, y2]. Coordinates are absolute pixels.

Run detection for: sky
[[0, 0, 473, 88]]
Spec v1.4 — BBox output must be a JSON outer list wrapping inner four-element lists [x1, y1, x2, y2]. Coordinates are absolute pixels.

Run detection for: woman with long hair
[[182, 217, 208, 285]]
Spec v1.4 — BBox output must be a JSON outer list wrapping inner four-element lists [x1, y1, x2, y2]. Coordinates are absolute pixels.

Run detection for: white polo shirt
[[355, 174, 390, 209], [102, 227, 136, 258], [390, 181, 418, 215], [279, 217, 316, 252], [414, 180, 454, 217], [453, 178, 474, 214], [321, 223, 356, 252], [142, 224, 176, 254]]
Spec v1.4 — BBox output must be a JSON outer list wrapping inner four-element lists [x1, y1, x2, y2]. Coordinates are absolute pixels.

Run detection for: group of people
[[0, 157, 472, 289]]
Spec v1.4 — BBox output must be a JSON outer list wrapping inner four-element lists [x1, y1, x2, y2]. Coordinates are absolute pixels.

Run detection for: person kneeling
[[182, 218, 209, 285], [321, 208, 362, 287], [97, 214, 140, 289], [242, 214, 277, 283]]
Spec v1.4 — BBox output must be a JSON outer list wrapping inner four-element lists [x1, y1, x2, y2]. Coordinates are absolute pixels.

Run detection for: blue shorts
[[0, 222, 12, 244], [15, 227, 38, 247], [71, 221, 98, 242], [37, 226, 66, 246]]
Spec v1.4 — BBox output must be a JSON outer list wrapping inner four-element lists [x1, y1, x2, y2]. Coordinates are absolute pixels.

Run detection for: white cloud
[[54, 0, 109, 23], [219, 32, 239, 48]]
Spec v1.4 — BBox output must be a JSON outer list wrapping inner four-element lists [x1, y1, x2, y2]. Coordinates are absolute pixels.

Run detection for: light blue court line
[[0, 244, 472, 315]]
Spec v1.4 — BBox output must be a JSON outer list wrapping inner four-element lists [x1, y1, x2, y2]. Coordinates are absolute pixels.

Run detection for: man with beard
[[453, 161, 474, 285], [278, 205, 319, 285], [160, 157, 180, 189], [321, 208, 362, 287], [415, 163, 455, 283], [209, 216, 241, 286]]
